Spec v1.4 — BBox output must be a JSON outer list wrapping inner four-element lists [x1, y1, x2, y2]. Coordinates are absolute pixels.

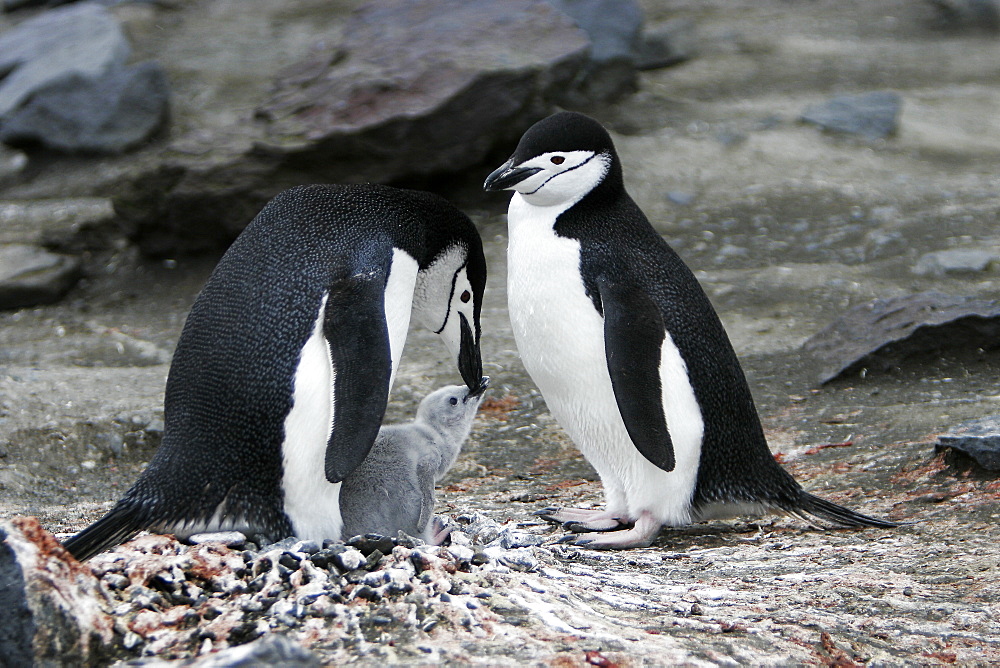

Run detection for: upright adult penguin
[[484, 112, 895, 549], [63, 184, 488, 561]]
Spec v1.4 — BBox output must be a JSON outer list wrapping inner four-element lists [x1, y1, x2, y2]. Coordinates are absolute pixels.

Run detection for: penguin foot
[[535, 506, 627, 527], [564, 518, 633, 533], [556, 512, 662, 550], [427, 516, 454, 546]]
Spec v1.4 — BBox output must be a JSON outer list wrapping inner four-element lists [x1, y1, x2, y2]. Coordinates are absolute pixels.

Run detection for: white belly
[[282, 250, 418, 540], [506, 194, 702, 525]]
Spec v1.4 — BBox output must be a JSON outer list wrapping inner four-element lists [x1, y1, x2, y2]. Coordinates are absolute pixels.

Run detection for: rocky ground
[[3, 0, 1000, 665]]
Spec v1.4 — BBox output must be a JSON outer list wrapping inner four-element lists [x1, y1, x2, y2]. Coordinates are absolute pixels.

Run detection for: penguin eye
[[550, 155, 565, 165], [449, 397, 459, 406], [460, 290, 471, 304]]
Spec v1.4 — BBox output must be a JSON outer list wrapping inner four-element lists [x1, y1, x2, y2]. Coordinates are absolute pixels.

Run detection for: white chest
[[506, 195, 607, 396], [505, 194, 704, 525]]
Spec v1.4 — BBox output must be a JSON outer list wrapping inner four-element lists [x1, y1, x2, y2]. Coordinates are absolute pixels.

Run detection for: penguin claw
[[563, 518, 632, 533], [534, 507, 560, 517]]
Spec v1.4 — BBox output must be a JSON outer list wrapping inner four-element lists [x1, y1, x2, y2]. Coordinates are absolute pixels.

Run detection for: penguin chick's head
[[484, 111, 618, 208], [417, 379, 490, 435], [413, 242, 487, 395]]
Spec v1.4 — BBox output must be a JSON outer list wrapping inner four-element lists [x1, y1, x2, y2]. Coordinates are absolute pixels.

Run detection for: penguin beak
[[457, 313, 486, 395], [466, 375, 490, 401], [483, 158, 542, 192]]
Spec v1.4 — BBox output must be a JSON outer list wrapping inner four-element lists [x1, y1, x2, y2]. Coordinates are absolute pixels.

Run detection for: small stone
[[347, 534, 396, 557], [0, 244, 82, 310], [913, 248, 1000, 276], [354, 585, 380, 602], [291, 540, 321, 555], [936, 416, 1000, 470], [666, 191, 696, 206], [187, 531, 246, 548], [278, 552, 302, 571], [801, 91, 902, 140], [635, 19, 697, 70]]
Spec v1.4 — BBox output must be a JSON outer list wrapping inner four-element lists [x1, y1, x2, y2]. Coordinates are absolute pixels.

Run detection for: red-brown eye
[[460, 290, 471, 303], [551, 155, 565, 165]]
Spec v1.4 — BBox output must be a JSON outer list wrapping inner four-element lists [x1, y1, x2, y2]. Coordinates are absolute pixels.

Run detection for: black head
[[408, 191, 488, 395], [484, 112, 622, 203]]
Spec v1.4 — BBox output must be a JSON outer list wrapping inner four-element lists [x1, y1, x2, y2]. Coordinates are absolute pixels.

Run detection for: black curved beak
[[465, 375, 490, 401], [458, 313, 487, 396], [483, 158, 541, 192]]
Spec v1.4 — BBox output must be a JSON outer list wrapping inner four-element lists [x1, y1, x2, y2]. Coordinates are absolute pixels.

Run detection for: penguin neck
[[510, 165, 627, 241]]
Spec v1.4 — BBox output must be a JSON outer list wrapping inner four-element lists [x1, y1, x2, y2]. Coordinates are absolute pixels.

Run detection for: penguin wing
[[322, 272, 393, 483], [597, 278, 676, 472]]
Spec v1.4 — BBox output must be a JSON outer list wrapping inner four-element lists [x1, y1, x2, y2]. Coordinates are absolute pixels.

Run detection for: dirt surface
[[2, 0, 1000, 664]]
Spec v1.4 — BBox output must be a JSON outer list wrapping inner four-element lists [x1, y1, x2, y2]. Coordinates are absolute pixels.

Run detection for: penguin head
[[413, 241, 488, 395], [483, 111, 620, 207], [417, 379, 490, 434]]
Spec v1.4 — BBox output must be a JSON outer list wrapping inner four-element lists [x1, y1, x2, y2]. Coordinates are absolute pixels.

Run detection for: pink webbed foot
[[427, 516, 453, 546], [557, 511, 662, 550], [535, 506, 632, 532]]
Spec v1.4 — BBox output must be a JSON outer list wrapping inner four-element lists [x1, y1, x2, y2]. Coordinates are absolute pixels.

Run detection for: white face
[[412, 246, 476, 363], [509, 150, 610, 208]]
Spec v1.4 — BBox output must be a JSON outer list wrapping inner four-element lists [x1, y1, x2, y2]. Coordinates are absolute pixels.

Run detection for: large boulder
[[115, 0, 593, 256], [0, 516, 115, 666]]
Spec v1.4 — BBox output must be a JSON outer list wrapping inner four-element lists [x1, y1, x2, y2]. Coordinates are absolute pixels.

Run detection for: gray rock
[[119, 0, 592, 255], [0, 243, 82, 310], [545, 0, 644, 103], [927, 0, 1000, 31], [937, 417, 1000, 470], [0, 61, 170, 154], [802, 291, 1000, 383], [546, 0, 643, 63], [0, 3, 130, 121], [0, 516, 115, 666], [635, 18, 698, 70], [180, 634, 323, 668], [0, 145, 28, 186], [801, 91, 902, 140], [0, 198, 119, 252], [913, 248, 1000, 276]]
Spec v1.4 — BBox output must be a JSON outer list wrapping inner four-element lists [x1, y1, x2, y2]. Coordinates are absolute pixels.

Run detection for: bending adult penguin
[[63, 184, 488, 561], [484, 112, 895, 549]]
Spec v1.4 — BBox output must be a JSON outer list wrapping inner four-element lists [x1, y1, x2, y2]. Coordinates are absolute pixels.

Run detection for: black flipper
[[794, 491, 899, 529], [322, 272, 393, 483], [61, 502, 146, 562], [598, 278, 675, 472]]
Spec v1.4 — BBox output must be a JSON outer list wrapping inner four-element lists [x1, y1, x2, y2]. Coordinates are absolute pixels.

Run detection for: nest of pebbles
[[85, 513, 551, 663]]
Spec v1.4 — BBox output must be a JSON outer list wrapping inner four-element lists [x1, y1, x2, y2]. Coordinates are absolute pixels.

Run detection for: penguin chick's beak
[[466, 375, 490, 400], [483, 159, 542, 192], [457, 313, 484, 393]]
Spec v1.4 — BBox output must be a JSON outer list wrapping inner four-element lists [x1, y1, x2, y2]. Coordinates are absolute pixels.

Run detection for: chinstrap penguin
[[484, 111, 896, 549], [339, 380, 489, 544], [63, 184, 488, 561]]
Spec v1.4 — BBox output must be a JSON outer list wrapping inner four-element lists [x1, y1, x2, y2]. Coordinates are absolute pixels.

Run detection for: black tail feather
[[794, 491, 899, 529], [61, 504, 146, 562]]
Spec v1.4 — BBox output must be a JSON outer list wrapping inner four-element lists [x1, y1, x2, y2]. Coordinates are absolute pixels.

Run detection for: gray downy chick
[[339, 380, 489, 544]]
